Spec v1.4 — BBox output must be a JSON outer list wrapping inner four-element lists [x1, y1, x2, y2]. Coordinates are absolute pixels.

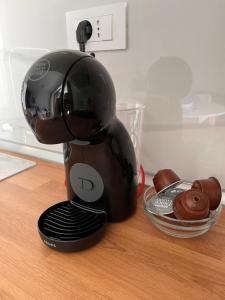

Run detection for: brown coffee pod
[[173, 190, 209, 220], [192, 177, 222, 210], [153, 169, 180, 193]]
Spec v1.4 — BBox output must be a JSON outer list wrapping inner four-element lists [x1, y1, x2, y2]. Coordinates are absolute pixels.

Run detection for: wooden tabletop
[[1, 150, 225, 300]]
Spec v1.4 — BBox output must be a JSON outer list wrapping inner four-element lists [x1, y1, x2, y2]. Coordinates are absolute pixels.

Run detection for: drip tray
[[38, 201, 107, 252]]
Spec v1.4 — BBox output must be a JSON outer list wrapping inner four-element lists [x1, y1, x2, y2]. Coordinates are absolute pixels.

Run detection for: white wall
[[1, 0, 225, 185]]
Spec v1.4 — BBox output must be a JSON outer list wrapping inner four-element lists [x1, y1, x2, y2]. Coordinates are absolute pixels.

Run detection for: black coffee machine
[[21, 50, 137, 251]]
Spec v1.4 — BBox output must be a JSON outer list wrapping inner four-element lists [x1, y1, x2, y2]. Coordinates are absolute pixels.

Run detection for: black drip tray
[[38, 201, 107, 252]]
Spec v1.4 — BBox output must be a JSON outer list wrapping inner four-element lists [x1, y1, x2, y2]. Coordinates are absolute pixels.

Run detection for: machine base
[[38, 200, 107, 252]]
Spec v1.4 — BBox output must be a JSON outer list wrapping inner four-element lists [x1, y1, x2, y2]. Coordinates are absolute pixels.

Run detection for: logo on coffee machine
[[69, 163, 104, 202], [29, 59, 50, 81]]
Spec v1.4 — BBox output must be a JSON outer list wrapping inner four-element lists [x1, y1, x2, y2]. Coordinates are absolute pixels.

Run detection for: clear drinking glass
[[116, 102, 145, 194]]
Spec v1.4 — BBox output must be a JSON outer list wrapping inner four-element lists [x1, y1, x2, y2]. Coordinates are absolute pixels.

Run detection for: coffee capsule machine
[[21, 50, 138, 252]]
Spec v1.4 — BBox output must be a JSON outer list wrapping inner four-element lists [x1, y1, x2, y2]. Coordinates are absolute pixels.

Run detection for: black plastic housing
[[22, 50, 137, 252]]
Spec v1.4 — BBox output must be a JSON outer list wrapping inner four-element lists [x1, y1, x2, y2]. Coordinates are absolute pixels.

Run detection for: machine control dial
[[69, 163, 104, 202]]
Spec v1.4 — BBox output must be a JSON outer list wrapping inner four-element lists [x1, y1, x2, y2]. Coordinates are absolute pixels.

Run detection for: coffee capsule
[[192, 177, 222, 210], [173, 190, 209, 220], [153, 169, 180, 193]]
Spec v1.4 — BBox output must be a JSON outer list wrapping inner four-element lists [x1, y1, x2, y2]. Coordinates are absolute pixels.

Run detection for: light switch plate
[[66, 2, 127, 51]]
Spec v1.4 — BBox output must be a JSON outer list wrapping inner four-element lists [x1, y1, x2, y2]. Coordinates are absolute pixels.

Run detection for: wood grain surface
[[0, 150, 225, 300]]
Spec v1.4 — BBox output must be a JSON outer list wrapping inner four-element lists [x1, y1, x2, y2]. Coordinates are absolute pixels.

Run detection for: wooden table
[[0, 150, 225, 299]]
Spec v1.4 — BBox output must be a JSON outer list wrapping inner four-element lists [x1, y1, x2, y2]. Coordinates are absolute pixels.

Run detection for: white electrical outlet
[[66, 2, 127, 51], [92, 15, 112, 42]]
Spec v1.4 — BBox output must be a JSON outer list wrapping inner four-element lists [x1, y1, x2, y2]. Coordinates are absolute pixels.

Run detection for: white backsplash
[[0, 0, 225, 185]]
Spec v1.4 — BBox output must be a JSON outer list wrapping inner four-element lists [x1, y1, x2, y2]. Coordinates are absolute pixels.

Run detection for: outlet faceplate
[[66, 2, 127, 52]]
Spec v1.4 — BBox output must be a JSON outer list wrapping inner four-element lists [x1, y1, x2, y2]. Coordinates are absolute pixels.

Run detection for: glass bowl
[[144, 183, 222, 238]]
